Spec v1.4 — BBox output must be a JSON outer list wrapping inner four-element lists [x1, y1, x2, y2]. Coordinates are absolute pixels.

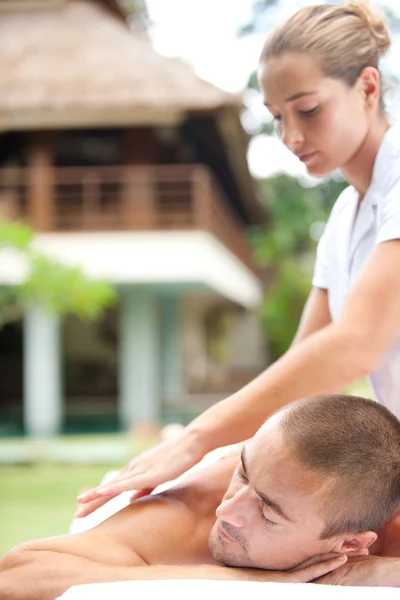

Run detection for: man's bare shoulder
[[6, 451, 239, 570], [93, 452, 238, 565]]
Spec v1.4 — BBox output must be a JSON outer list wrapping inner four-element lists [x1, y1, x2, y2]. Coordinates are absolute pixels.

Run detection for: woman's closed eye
[[299, 106, 319, 117]]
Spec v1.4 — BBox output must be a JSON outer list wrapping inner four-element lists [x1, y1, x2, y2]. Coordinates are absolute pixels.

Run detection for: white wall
[[0, 231, 262, 308]]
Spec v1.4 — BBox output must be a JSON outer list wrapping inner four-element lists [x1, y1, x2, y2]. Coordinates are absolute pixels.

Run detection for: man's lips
[[217, 522, 236, 543]]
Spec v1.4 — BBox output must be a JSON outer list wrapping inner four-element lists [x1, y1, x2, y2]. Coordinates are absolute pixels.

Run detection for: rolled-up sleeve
[[312, 224, 330, 289], [376, 179, 400, 245]]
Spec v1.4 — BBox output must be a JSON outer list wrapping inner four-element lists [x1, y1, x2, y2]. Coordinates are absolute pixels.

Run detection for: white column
[[23, 305, 63, 437], [118, 288, 160, 430], [161, 295, 183, 408]]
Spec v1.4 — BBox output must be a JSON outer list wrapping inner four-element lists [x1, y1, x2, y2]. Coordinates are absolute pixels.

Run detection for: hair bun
[[344, 0, 391, 57]]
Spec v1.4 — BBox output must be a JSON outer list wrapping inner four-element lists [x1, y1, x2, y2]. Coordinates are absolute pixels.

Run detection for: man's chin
[[208, 528, 250, 568]]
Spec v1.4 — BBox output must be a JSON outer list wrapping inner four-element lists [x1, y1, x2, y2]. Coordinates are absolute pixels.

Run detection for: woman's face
[[258, 52, 372, 177]]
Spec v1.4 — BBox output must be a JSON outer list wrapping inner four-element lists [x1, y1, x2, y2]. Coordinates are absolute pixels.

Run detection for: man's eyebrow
[[264, 91, 317, 108], [240, 446, 247, 474], [241, 446, 293, 523]]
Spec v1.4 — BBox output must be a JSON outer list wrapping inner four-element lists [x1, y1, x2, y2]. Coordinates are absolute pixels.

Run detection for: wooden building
[[0, 0, 268, 437]]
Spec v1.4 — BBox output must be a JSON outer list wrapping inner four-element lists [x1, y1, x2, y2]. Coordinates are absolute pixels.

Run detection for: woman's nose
[[281, 120, 303, 152]]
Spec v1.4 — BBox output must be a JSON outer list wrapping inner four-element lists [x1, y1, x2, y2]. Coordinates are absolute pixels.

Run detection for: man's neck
[[371, 511, 400, 558]]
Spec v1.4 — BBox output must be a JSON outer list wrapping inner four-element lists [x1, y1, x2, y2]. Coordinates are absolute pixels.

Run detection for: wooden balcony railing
[[0, 164, 258, 274]]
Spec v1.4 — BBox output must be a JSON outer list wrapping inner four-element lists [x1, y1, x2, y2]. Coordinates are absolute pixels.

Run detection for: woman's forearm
[[187, 322, 373, 452]]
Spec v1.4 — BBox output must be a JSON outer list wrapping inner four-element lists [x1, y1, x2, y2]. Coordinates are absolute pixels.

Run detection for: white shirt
[[312, 122, 400, 418]]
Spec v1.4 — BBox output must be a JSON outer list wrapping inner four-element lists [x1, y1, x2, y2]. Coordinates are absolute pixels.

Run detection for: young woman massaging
[[77, 1, 400, 517]]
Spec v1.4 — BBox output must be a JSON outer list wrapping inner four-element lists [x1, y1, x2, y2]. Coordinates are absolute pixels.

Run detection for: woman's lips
[[298, 151, 318, 163]]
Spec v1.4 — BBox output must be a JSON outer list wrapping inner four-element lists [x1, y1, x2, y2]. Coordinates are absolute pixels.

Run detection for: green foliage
[[0, 218, 116, 327], [251, 175, 346, 358], [0, 219, 33, 250], [259, 258, 311, 356], [120, 0, 150, 27], [237, 0, 278, 36]]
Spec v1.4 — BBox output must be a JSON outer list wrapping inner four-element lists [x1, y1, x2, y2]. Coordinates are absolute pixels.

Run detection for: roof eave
[[0, 106, 185, 131]]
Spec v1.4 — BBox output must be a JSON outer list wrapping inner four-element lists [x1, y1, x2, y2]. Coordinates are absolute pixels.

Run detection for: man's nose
[[216, 488, 249, 528]]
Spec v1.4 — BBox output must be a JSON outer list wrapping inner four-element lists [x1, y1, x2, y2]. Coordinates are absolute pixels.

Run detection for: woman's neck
[[341, 116, 391, 199]]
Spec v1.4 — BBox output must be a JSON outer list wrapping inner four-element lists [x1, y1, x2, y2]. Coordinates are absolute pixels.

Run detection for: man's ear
[[331, 531, 377, 555]]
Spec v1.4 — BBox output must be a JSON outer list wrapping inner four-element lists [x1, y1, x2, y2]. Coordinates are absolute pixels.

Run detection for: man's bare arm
[[0, 544, 348, 600], [0, 455, 238, 600]]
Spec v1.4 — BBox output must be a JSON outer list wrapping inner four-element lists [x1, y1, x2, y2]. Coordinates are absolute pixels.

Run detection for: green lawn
[[0, 463, 122, 557]]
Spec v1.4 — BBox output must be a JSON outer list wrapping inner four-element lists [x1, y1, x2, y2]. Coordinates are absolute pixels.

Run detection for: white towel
[[59, 579, 399, 599]]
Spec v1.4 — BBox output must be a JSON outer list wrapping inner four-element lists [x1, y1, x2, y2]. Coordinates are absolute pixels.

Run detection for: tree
[[250, 175, 346, 359], [0, 218, 116, 329]]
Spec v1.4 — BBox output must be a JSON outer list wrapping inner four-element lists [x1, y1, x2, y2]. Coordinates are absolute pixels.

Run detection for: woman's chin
[[306, 163, 334, 178]]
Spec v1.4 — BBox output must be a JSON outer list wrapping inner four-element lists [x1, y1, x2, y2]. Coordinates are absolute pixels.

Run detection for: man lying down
[[1, 394, 400, 600]]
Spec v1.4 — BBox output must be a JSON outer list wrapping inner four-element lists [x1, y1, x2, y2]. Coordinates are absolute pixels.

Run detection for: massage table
[[59, 579, 400, 599]]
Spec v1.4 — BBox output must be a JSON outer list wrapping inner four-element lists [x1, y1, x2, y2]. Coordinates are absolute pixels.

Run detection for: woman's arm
[[76, 287, 331, 513], [291, 287, 331, 346], [189, 239, 400, 449], [78, 240, 400, 506]]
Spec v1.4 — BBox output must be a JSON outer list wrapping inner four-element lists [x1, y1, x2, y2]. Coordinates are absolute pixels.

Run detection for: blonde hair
[[260, 1, 391, 90]]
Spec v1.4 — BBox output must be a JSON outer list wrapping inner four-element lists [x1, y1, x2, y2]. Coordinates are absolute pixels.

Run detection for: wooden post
[[193, 165, 213, 231], [82, 171, 100, 230], [26, 132, 54, 232], [122, 129, 157, 229]]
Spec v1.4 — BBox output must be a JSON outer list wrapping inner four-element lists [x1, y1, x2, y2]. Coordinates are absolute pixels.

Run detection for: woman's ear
[[358, 66, 381, 111], [331, 530, 377, 555]]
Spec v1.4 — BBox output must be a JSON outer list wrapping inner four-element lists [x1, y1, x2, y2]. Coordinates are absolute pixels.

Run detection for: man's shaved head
[[209, 394, 400, 571]]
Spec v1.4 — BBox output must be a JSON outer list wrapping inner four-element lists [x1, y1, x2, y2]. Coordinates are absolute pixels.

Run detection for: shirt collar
[[369, 121, 400, 205]]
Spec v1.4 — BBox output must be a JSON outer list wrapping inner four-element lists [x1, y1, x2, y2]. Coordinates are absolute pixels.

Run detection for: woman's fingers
[[287, 555, 348, 583], [129, 487, 154, 503], [77, 472, 159, 502], [76, 432, 205, 517], [74, 494, 118, 518]]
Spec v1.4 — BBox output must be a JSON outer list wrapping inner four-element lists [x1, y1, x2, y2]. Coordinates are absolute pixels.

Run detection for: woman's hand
[[315, 555, 400, 587], [75, 429, 205, 518]]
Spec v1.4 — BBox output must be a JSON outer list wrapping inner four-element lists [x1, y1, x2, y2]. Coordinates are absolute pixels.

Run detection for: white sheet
[[59, 579, 398, 599]]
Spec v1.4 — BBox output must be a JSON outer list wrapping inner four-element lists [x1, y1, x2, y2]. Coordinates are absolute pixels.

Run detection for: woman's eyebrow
[[285, 91, 317, 102], [264, 91, 317, 107]]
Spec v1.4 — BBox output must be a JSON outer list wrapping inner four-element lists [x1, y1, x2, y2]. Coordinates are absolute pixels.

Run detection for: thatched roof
[[0, 0, 242, 129], [0, 0, 267, 224]]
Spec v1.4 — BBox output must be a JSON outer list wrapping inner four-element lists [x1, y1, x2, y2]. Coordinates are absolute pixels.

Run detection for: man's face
[[208, 417, 337, 570]]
